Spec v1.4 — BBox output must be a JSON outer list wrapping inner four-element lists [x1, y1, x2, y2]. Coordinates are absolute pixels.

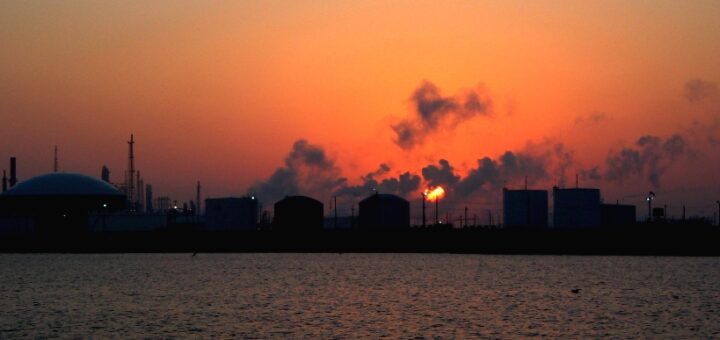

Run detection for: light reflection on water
[[1, 254, 719, 338]]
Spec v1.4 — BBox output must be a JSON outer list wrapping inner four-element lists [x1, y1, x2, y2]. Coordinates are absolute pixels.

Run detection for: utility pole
[[435, 196, 439, 225], [682, 205, 686, 221], [334, 196, 338, 228], [464, 206, 468, 228], [717, 201, 720, 227], [646, 192, 655, 222], [421, 192, 426, 228]]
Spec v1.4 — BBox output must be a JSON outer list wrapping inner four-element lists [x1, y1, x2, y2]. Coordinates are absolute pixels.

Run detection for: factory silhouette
[[1, 135, 719, 254]]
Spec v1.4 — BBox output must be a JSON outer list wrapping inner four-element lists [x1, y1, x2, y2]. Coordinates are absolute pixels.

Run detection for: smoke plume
[[392, 80, 492, 149], [604, 134, 687, 187], [422, 159, 460, 188], [684, 78, 717, 103], [419, 142, 574, 199], [574, 111, 609, 125], [334, 164, 421, 198], [249, 139, 345, 204]]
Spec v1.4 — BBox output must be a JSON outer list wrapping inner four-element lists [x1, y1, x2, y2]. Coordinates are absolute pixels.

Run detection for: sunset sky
[[2, 1, 719, 219]]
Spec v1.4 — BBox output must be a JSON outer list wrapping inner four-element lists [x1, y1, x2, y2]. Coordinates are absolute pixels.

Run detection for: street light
[[646, 191, 656, 222]]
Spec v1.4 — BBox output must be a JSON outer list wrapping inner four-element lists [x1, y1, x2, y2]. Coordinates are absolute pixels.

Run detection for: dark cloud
[[552, 143, 575, 187], [392, 80, 492, 149], [454, 157, 502, 197], [579, 166, 602, 181], [249, 139, 345, 204], [604, 134, 688, 187], [453, 151, 550, 197], [334, 164, 421, 198], [684, 78, 717, 103], [575, 112, 609, 125], [420, 145, 571, 198], [422, 159, 460, 188]]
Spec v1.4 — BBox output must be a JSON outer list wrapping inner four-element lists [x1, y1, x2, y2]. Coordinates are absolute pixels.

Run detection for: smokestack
[[575, 173, 579, 188], [54, 145, 59, 173], [2, 170, 7, 192], [126, 134, 135, 211], [464, 206, 468, 228], [9, 157, 17, 187], [196, 181, 201, 216], [136, 170, 142, 212], [145, 184, 154, 213], [137, 174, 144, 213], [101, 166, 110, 182]]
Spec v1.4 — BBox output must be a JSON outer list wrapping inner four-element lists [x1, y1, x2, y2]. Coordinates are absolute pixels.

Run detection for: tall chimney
[[196, 181, 201, 216], [101, 165, 110, 182], [9, 157, 17, 187], [54, 145, 59, 173], [126, 134, 135, 211], [145, 184, 153, 213]]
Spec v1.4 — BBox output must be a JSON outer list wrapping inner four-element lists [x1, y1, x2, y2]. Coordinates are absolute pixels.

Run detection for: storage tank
[[358, 193, 410, 229], [503, 188, 548, 228], [601, 203, 636, 228], [205, 197, 258, 231], [0, 173, 126, 233], [273, 196, 324, 231], [552, 187, 601, 228]]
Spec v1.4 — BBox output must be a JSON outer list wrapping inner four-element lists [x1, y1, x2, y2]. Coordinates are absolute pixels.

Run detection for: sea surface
[[1, 254, 719, 338]]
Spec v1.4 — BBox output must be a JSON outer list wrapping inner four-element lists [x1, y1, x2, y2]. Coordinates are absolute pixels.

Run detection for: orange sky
[[1, 1, 719, 216]]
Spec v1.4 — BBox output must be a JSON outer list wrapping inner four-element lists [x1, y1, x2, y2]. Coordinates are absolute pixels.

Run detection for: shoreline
[[2, 227, 719, 256]]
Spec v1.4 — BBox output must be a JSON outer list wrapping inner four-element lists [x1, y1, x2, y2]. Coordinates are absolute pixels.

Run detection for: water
[[1, 254, 719, 338]]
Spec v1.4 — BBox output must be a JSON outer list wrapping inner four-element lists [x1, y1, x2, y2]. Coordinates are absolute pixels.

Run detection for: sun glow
[[424, 186, 445, 201]]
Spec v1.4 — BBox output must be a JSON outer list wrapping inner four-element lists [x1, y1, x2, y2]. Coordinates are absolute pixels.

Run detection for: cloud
[[418, 142, 574, 198], [604, 134, 688, 187], [334, 164, 421, 198], [575, 111, 609, 125], [249, 139, 345, 204], [422, 159, 460, 188], [392, 80, 492, 149], [684, 78, 717, 103], [579, 166, 602, 181], [452, 150, 551, 197]]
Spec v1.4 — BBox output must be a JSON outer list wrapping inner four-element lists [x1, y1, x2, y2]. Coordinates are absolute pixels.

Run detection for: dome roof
[[276, 195, 322, 204], [360, 193, 408, 203], [3, 173, 124, 197]]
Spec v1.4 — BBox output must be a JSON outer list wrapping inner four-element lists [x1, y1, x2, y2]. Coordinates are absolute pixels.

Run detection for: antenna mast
[[54, 145, 58, 173], [127, 134, 135, 211]]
